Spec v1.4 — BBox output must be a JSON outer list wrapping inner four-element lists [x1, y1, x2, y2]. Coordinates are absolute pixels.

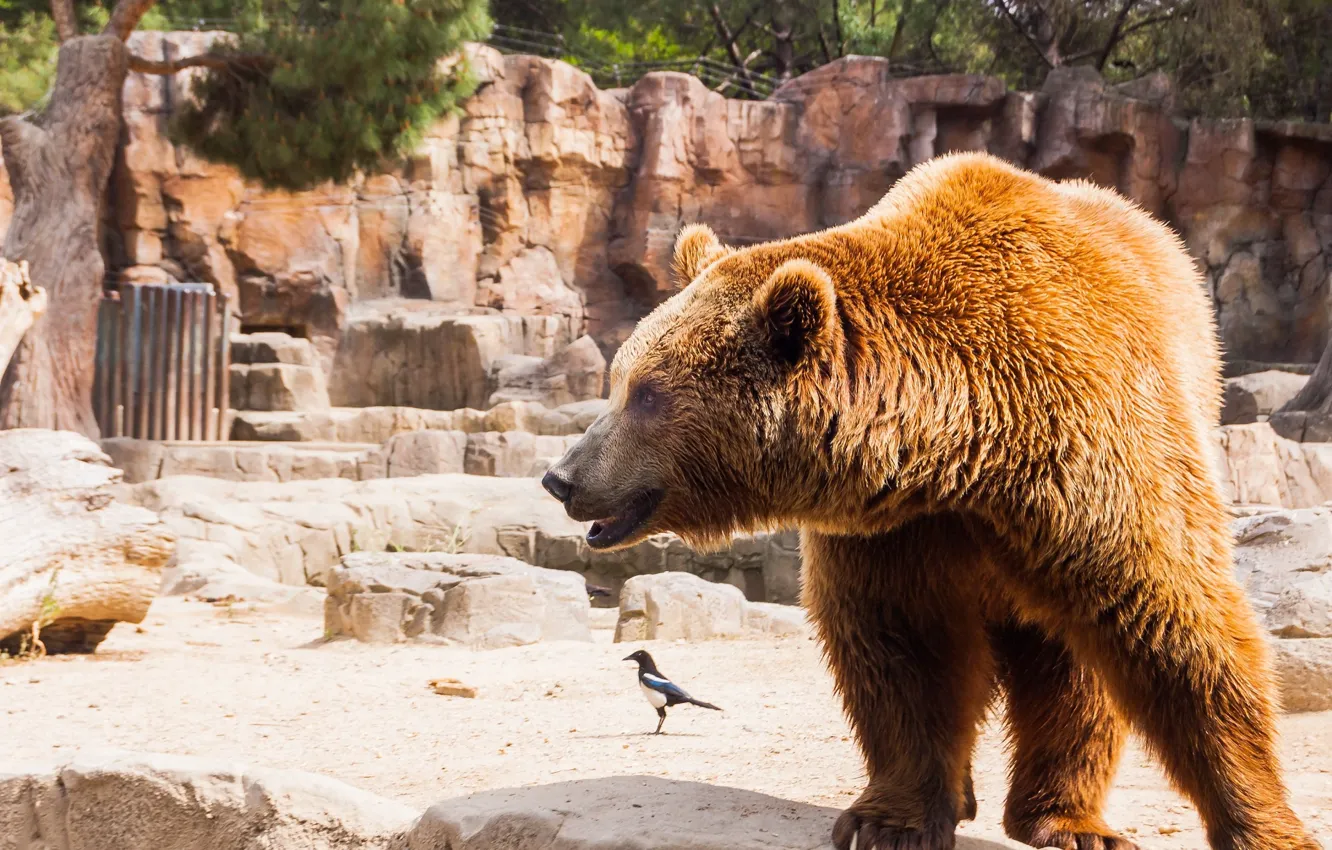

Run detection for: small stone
[[429, 678, 478, 698]]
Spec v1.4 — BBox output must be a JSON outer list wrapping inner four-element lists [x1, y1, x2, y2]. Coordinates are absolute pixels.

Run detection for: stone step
[[102, 428, 582, 484], [229, 400, 604, 443]]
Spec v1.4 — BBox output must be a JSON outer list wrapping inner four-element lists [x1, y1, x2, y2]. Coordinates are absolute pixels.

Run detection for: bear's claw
[[1011, 818, 1140, 850], [832, 809, 956, 850]]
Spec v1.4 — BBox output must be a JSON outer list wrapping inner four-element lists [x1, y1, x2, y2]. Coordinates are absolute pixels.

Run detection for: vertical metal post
[[216, 294, 231, 442], [135, 286, 151, 440], [154, 286, 171, 440], [201, 290, 215, 441], [109, 289, 124, 438], [185, 290, 200, 441]]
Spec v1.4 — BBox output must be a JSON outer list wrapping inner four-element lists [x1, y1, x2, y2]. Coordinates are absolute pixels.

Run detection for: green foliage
[[0, 11, 55, 114], [172, 0, 490, 190], [491, 0, 1332, 121]]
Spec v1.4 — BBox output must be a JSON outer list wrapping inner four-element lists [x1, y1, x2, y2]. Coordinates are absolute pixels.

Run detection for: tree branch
[[831, 0, 843, 57], [707, 3, 757, 95], [128, 52, 272, 76], [50, 0, 77, 42], [1097, 0, 1139, 71], [995, 0, 1054, 68], [887, 0, 915, 61], [104, 0, 158, 41]]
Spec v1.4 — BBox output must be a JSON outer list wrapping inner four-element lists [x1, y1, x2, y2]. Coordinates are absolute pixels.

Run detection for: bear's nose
[[541, 470, 573, 504]]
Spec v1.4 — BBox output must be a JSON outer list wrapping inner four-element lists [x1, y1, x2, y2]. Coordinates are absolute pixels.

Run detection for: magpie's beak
[[623, 654, 636, 662]]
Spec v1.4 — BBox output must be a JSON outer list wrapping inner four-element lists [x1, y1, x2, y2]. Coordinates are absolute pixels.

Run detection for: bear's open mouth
[[586, 489, 663, 549]]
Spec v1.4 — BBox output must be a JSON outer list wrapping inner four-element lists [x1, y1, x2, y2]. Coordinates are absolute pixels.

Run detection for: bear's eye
[[631, 383, 661, 413]]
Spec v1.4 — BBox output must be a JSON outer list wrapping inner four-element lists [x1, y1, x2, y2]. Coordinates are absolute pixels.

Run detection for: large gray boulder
[[325, 552, 592, 647], [0, 751, 416, 850], [400, 777, 1022, 850], [614, 572, 807, 642]]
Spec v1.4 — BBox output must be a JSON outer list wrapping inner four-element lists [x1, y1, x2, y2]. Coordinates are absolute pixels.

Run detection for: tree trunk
[[0, 258, 47, 376], [0, 36, 128, 437], [1268, 334, 1332, 441]]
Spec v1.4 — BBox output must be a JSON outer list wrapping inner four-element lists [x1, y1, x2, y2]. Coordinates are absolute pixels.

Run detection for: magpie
[[623, 649, 721, 734]]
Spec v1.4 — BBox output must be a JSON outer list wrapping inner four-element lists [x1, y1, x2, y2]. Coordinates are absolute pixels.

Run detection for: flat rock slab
[[400, 777, 1022, 850], [0, 750, 416, 850]]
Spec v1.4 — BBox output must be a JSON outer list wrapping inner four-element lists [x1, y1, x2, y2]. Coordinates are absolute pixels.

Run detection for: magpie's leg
[[989, 620, 1138, 850], [803, 516, 995, 850], [655, 707, 666, 735]]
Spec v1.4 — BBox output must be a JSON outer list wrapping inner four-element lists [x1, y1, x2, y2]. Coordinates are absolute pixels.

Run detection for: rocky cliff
[[2, 34, 1330, 371]]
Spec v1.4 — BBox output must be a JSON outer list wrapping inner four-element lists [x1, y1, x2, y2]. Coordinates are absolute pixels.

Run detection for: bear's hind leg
[[1010, 553, 1320, 850], [990, 621, 1138, 850], [803, 517, 993, 850]]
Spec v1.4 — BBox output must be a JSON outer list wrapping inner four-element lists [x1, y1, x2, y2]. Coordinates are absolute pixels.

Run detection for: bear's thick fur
[[544, 152, 1320, 850]]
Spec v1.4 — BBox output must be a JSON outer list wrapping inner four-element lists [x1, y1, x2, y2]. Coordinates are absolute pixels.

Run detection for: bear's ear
[[753, 259, 838, 367], [672, 224, 731, 287]]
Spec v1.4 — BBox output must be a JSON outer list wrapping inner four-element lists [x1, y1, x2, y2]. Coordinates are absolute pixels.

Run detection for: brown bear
[[542, 151, 1321, 850]]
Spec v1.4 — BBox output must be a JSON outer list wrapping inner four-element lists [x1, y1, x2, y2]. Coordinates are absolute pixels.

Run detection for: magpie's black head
[[622, 649, 658, 674]]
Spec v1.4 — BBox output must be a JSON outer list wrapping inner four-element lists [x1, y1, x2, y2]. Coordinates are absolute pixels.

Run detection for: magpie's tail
[[688, 698, 722, 711]]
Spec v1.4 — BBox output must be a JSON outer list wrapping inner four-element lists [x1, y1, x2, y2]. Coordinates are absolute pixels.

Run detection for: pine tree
[[0, 0, 489, 435]]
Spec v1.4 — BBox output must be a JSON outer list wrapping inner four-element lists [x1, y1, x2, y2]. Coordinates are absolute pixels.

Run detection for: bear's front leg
[[803, 519, 994, 850]]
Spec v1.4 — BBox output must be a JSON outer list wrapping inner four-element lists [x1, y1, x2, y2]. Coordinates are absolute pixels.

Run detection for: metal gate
[[93, 282, 232, 441]]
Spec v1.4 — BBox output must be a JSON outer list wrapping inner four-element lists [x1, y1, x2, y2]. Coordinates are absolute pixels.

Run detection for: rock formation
[[5, 36, 1329, 382]]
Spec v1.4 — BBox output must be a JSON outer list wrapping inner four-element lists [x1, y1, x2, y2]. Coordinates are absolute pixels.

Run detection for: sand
[[2, 597, 1329, 847]]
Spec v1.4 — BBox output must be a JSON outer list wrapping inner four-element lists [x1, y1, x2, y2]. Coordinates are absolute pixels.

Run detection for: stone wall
[[1, 38, 1329, 369]]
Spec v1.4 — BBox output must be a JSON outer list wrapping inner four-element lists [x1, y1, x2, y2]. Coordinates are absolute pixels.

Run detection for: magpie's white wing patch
[[639, 681, 668, 708]]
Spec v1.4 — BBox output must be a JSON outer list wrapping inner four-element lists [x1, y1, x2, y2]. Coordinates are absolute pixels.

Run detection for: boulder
[[1271, 638, 1332, 713], [230, 331, 321, 367], [230, 363, 331, 412], [0, 430, 174, 654], [1221, 370, 1308, 424], [0, 750, 416, 850], [615, 572, 747, 642], [745, 601, 809, 636], [328, 302, 575, 411], [383, 430, 468, 477], [324, 552, 592, 647], [1232, 509, 1332, 638], [437, 575, 548, 649], [486, 334, 606, 409], [401, 776, 1021, 850]]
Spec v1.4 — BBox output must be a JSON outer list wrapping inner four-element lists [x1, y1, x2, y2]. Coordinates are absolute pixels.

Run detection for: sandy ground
[[2, 597, 1329, 847]]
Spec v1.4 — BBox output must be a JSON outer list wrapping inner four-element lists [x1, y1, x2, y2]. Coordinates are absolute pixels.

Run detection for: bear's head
[[542, 224, 847, 551]]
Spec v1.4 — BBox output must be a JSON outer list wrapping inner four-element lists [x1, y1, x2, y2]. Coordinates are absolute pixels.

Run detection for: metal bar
[[134, 286, 151, 440], [186, 290, 199, 441], [201, 290, 215, 441], [155, 286, 171, 440], [216, 293, 231, 442], [165, 288, 179, 441], [92, 300, 105, 432], [117, 283, 132, 438], [108, 290, 121, 438]]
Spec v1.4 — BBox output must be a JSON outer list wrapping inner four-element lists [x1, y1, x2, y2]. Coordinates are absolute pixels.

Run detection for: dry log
[[0, 258, 46, 378], [0, 429, 174, 654]]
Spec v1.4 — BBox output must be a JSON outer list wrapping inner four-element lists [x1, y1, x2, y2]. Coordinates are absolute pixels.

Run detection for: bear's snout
[[541, 469, 573, 504]]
